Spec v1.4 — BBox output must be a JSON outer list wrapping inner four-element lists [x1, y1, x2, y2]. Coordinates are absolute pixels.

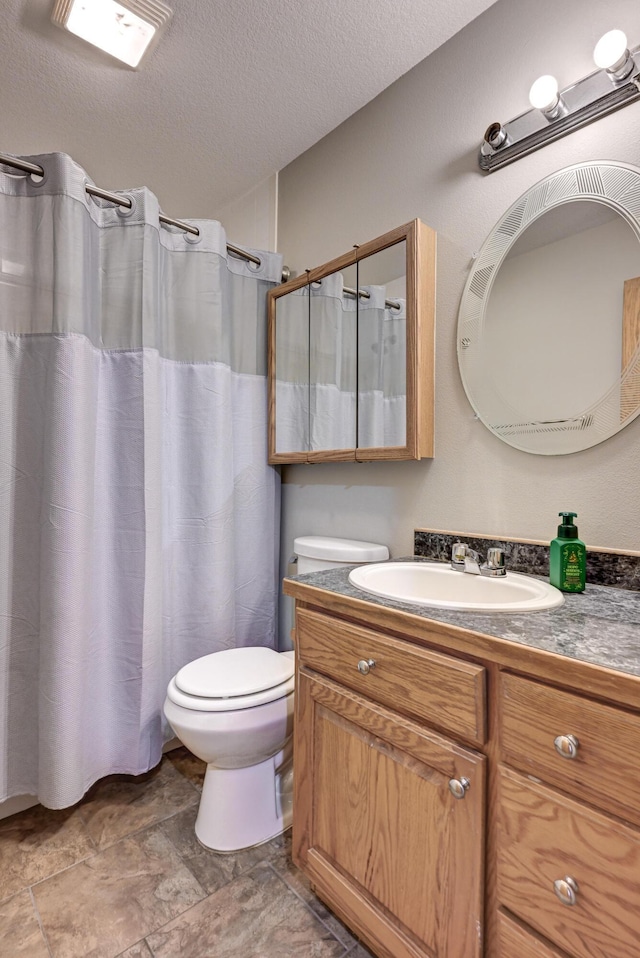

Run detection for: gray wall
[[277, 0, 640, 639]]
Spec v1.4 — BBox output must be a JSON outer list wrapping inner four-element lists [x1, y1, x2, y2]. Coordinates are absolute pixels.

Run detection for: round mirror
[[458, 161, 640, 454]]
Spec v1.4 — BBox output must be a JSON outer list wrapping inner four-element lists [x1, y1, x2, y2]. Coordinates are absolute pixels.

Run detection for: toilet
[[164, 535, 389, 852]]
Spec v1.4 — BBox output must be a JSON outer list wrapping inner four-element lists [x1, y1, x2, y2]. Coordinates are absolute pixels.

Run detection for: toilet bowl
[[164, 647, 295, 852]]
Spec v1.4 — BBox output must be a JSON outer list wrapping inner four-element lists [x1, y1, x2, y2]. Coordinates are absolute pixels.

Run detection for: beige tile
[[147, 862, 347, 957], [33, 826, 205, 958], [164, 746, 205, 792], [0, 890, 50, 957], [79, 758, 199, 849], [345, 944, 377, 957], [160, 806, 286, 894], [0, 803, 95, 903], [271, 832, 357, 949]]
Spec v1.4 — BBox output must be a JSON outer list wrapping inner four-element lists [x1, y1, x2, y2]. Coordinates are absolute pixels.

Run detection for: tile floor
[[0, 748, 375, 958]]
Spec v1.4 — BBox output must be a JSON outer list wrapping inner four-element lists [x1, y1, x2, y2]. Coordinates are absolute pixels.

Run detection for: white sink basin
[[348, 562, 564, 612]]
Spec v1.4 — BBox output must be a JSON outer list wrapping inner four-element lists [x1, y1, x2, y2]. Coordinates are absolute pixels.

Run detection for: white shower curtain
[[0, 153, 282, 808]]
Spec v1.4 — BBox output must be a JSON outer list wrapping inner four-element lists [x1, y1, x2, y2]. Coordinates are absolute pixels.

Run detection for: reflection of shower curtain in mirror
[[358, 286, 407, 448], [310, 274, 357, 451], [276, 276, 406, 452], [274, 286, 310, 452]]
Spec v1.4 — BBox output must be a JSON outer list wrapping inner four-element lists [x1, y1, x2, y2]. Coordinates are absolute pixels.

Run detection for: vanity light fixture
[[479, 28, 640, 172], [51, 0, 172, 68]]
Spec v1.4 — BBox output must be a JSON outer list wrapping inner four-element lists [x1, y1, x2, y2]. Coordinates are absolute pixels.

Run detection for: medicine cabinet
[[268, 219, 436, 463]]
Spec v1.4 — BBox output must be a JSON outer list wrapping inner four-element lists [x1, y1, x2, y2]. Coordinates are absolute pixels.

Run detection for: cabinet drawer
[[296, 607, 485, 744], [497, 766, 640, 958], [500, 672, 640, 825], [498, 911, 570, 958]]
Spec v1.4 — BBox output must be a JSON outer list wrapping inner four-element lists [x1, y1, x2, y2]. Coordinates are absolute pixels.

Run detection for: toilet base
[[195, 751, 293, 852]]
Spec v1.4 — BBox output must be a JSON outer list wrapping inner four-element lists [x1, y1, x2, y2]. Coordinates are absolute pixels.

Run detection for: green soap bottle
[[549, 512, 586, 593]]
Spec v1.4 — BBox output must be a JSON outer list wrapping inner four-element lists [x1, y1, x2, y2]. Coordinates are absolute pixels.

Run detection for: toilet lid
[[175, 647, 294, 699]]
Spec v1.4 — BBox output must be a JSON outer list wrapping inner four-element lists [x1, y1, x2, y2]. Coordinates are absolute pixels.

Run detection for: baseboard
[[0, 794, 38, 822]]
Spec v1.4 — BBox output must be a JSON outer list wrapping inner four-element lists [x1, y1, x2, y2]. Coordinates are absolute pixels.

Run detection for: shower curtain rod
[[312, 277, 401, 312], [0, 152, 290, 281], [343, 285, 402, 312]]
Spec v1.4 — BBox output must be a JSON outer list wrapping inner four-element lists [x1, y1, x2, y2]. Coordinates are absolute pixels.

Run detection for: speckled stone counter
[[286, 558, 640, 680]]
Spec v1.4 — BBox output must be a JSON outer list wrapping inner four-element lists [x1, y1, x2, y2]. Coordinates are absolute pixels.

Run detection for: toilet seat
[[166, 648, 295, 712]]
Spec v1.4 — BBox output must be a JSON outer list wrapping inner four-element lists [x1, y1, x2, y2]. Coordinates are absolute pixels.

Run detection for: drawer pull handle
[[448, 777, 470, 799], [554, 734, 580, 759], [553, 876, 579, 906], [357, 658, 376, 675]]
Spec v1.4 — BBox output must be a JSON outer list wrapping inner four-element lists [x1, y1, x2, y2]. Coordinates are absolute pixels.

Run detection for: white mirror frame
[[458, 160, 640, 455]]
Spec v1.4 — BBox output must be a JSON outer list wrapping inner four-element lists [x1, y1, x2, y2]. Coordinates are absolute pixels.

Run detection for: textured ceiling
[[1, 0, 497, 216]]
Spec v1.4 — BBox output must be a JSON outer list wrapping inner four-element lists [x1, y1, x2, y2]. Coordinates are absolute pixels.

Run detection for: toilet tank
[[294, 535, 389, 575]]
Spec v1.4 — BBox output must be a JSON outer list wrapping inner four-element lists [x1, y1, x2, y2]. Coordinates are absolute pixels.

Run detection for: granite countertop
[[287, 558, 640, 680]]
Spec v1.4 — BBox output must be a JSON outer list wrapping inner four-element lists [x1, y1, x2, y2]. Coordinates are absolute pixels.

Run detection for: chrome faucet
[[451, 542, 506, 577]]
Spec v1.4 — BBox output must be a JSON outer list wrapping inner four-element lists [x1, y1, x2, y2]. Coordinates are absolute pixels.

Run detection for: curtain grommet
[[29, 166, 47, 187], [116, 194, 136, 218], [184, 230, 202, 245]]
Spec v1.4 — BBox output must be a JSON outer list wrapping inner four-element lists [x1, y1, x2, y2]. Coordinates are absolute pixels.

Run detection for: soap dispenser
[[549, 512, 586, 593]]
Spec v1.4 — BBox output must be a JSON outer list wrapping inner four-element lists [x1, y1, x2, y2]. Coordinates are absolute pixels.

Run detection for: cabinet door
[[294, 668, 485, 958]]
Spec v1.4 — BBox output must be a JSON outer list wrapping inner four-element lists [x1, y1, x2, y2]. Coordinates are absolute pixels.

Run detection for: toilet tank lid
[[294, 535, 389, 563], [175, 647, 294, 699]]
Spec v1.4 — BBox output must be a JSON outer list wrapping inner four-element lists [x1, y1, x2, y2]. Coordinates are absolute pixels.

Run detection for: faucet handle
[[485, 547, 506, 575], [451, 542, 467, 564]]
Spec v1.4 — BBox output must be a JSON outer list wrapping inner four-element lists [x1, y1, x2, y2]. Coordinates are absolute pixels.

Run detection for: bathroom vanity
[[284, 562, 640, 958]]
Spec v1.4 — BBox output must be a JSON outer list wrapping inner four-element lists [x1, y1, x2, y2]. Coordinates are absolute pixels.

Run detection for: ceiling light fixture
[[51, 0, 172, 68], [479, 28, 640, 173]]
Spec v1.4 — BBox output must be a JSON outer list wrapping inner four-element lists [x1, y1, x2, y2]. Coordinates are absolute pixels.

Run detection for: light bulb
[[529, 75, 560, 112], [593, 29, 635, 80], [594, 29, 628, 69]]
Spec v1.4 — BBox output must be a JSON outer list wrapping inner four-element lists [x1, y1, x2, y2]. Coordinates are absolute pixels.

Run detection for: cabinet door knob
[[554, 734, 580, 759], [553, 876, 579, 906], [448, 777, 470, 799], [357, 658, 376, 675]]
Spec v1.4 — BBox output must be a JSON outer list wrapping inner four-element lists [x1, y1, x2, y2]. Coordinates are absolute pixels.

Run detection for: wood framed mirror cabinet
[[268, 219, 436, 463]]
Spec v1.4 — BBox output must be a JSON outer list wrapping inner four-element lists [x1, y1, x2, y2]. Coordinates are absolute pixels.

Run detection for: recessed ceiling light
[[51, 0, 172, 68]]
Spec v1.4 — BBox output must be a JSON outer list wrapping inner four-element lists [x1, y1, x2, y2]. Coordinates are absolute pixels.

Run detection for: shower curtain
[[0, 153, 282, 808]]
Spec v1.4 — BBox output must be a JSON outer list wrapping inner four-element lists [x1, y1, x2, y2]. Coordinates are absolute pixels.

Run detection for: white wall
[[217, 173, 279, 252], [276, 0, 640, 640]]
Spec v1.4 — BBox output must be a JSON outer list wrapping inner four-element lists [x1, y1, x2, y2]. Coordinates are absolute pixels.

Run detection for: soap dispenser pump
[[549, 512, 586, 593]]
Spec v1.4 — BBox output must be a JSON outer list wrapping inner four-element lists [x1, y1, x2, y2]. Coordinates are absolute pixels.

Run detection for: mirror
[[310, 263, 358, 453], [274, 284, 309, 456], [458, 161, 640, 455], [268, 219, 436, 463], [357, 243, 407, 450]]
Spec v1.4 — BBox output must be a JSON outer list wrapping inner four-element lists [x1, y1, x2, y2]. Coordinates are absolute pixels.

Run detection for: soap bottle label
[[561, 543, 584, 592]]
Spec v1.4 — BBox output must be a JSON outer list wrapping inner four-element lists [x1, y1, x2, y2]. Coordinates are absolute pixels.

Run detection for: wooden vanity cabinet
[[294, 608, 486, 958], [288, 592, 640, 958]]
